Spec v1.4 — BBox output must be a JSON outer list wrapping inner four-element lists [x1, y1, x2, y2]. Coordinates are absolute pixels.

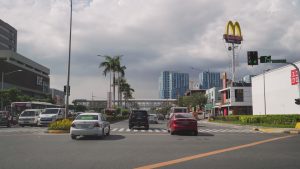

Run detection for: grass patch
[[210, 115, 300, 128]]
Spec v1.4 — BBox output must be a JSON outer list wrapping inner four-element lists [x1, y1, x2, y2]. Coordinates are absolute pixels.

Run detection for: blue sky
[[1, 0, 299, 100]]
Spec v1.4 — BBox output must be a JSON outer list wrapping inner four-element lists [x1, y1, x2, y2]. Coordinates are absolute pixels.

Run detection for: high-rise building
[[0, 19, 17, 52], [159, 71, 189, 99], [199, 72, 221, 89]]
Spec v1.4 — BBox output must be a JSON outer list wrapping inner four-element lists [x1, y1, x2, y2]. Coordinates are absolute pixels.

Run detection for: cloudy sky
[[1, 0, 300, 101]]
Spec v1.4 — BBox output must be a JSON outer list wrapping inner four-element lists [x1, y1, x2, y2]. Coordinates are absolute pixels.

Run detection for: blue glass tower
[[159, 71, 189, 99], [199, 72, 221, 89]]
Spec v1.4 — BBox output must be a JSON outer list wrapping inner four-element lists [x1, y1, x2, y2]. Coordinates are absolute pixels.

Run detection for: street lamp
[[98, 55, 112, 109], [1, 69, 23, 110], [65, 0, 73, 118], [263, 69, 271, 115]]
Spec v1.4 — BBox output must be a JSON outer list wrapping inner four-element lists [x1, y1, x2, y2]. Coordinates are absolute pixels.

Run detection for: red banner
[[291, 69, 299, 85]]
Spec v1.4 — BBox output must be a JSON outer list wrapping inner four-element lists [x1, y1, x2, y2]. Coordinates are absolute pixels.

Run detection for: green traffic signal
[[247, 51, 258, 65]]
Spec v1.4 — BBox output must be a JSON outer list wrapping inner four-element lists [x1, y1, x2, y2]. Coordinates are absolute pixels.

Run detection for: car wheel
[[145, 126, 149, 130], [7, 123, 11, 128], [71, 135, 77, 140], [20, 125, 24, 127], [129, 125, 133, 129], [106, 127, 110, 136], [193, 130, 198, 136], [170, 130, 175, 135]]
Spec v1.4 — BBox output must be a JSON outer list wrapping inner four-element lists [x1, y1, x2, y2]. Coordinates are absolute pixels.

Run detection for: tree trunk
[[113, 72, 115, 107]]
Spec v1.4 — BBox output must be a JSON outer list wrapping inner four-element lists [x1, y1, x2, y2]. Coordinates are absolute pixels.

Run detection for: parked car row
[[0, 108, 66, 128]]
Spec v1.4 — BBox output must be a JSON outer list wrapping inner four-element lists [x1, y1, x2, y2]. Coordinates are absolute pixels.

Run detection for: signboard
[[291, 69, 299, 85]]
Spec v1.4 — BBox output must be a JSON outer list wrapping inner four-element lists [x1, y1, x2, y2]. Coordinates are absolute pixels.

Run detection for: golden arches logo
[[223, 21, 243, 44]]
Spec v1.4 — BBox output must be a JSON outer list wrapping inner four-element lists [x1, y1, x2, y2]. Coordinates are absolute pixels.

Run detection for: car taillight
[[71, 123, 76, 128], [94, 122, 100, 127]]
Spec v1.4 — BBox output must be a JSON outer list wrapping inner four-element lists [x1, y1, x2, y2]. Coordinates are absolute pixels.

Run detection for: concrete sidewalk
[[199, 120, 300, 134]]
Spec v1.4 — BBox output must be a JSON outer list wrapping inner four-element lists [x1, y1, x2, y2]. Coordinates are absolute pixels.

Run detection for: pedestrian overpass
[[73, 99, 177, 110]]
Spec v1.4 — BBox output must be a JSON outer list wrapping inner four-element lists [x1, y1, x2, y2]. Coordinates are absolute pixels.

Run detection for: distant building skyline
[[199, 71, 222, 89], [159, 71, 189, 99]]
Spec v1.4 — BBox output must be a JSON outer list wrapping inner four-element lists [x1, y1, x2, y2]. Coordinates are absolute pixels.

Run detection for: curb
[[253, 127, 300, 134], [47, 130, 70, 134]]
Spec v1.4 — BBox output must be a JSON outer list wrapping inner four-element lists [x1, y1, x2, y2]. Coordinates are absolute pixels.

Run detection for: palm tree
[[118, 77, 127, 107], [99, 55, 124, 107], [116, 64, 126, 107], [122, 82, 134, 108]]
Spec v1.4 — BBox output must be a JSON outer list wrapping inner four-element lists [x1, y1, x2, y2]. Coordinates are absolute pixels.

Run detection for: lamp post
[[263, 69, 270, 115], [1, 70, 23, 110], [65, 0, 73, 118]]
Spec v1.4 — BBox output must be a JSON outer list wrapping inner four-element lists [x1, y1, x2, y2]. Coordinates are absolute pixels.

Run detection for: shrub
[[48, 119, 73, 130], [213, 115, 300, 127]]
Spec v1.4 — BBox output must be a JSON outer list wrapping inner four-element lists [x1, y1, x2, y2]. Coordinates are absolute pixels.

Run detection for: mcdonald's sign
[[223, 21, 243, 44]]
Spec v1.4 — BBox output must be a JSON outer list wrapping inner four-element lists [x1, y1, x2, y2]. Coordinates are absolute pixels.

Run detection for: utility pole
[[65, 0, 72, 118]]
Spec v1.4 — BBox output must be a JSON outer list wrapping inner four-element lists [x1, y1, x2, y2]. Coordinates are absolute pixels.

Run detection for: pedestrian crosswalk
[[0, 127, 46, 134], [0, 127, 263, 135], [110, 128, 262, 134]]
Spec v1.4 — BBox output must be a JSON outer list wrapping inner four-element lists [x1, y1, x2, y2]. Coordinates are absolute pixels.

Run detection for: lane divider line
[[134, 135, 294, 169]]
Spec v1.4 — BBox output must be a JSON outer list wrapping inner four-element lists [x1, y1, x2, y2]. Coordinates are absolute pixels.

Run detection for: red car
[[167, 113, 198, 136]]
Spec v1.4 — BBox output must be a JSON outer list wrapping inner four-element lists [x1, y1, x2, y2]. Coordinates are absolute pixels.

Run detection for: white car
[[18, 109, 42, 127], [38, 108, 65, 126], [70, 113, 110, 140], [149, 114, 159, 124]]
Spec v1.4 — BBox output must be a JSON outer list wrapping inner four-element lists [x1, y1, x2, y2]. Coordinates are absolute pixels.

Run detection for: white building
[[219, 84, 253, 115], [252, 61, 300, 115], [205, 87, 221, 116]]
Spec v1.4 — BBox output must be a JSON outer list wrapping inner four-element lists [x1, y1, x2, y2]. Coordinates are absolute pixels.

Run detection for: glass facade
[[0, 19, 17, 52], [199, 72, 221, 89], [159, 71, 189, 99]]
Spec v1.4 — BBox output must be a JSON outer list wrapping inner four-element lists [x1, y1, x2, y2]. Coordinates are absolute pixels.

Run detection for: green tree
[[99, 55, 125, 107], [116, 65, 126, 107], [121, 82, 134, 108], [0, 88, 59, 110], [179, 93, 207, 108]]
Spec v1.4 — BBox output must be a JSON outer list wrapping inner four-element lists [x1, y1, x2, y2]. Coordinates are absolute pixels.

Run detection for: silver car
[[70, 113, 110, 140], [18, 109, 42, 127]]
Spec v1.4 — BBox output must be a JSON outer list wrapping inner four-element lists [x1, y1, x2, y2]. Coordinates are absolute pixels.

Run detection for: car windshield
[[175, 113, 193, 119], [132, 111, 147, 117], [76, 115, 98, 120], [20, 111, 36, 116], [174, 109, 187, 113], [42, 109, 58, 114]]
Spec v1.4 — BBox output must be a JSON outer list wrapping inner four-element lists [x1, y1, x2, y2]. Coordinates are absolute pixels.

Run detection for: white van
[[38, 108, 65, 126], [167, 107, 188, 119], [18, 109, 43, 127]]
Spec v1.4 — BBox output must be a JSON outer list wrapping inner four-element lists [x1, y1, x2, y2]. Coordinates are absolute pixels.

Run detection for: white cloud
[[1, 0, 300, 101]]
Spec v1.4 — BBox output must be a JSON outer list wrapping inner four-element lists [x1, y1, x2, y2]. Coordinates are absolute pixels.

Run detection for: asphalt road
[[0, 120, 299, 169]]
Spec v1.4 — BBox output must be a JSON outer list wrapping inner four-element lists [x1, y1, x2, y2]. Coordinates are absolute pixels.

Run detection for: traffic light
[[64, 85, 70, 96], [295, 98, 300, 105], [247, 51, 258, 65], [260, 56, 272, 63]]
